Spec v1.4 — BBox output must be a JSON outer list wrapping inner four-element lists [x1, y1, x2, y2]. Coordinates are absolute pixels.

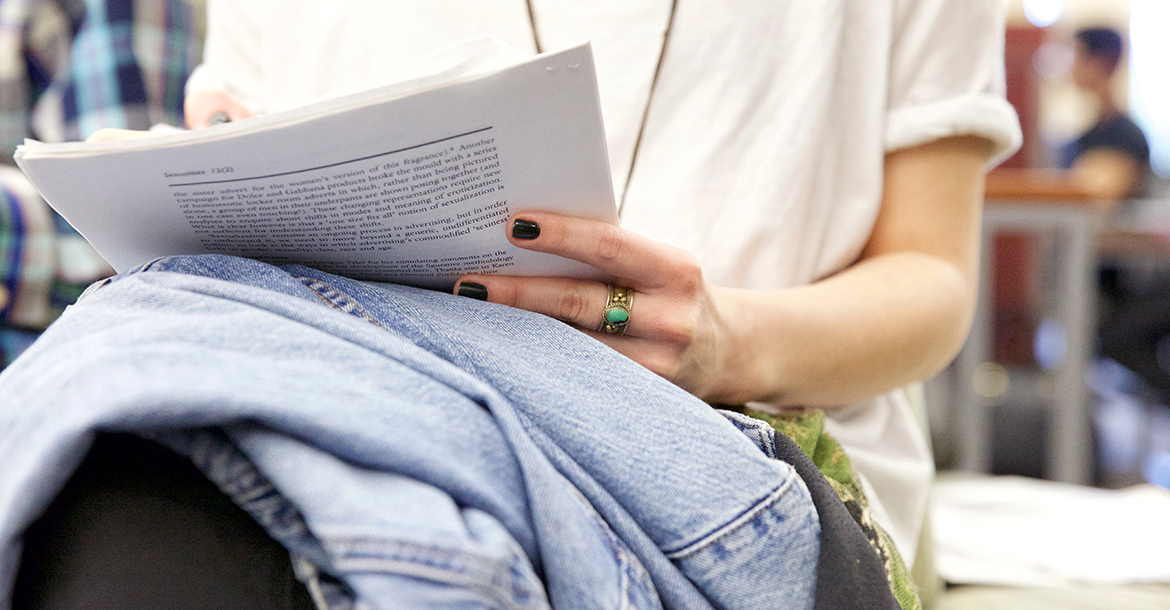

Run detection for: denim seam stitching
[[137, 256, 168, 273], [81, 255, 170, 299], [662, 473, 798, 561], [715, 409, 779, 459], [324, 537, 540, 610], [331, 557, 531, 610], [737, 418, 778, 459], [295, 276, 384, 328], [564, 482, 637, 610], [75, 277, 112, 302]]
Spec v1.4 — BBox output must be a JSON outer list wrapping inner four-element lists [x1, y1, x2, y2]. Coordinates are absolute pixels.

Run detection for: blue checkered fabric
[[63, 0, 200, 139], [0, 0, 202, 368]]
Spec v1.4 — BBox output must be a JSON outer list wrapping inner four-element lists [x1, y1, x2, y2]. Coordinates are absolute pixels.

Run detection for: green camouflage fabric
[[740, 407, 922, 610]]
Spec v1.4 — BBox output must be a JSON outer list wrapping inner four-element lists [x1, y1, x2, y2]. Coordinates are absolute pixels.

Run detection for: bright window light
[[1130, 0, 1170, 177], [1023, 0, 1065, 28]]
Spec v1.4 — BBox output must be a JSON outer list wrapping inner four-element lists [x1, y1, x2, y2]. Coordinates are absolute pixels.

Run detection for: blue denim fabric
[[0, 254, 818, 609]]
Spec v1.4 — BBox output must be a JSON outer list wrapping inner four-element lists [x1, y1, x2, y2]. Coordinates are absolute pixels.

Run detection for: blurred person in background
[[1060, 26, 1150, 202], [985, 27, 1150, 206], [1057, 29, 1167, 401]]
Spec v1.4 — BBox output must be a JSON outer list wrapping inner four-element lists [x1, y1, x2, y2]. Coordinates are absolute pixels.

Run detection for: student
[[13, 0, 1022, 606], [1060, 27, 1151, 201], [986, 26, 1151, 206], [185, 0, 1020, 563]]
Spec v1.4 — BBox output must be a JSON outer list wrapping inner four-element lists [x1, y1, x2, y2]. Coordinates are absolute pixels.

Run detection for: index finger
[[505, 211, 696, 290]]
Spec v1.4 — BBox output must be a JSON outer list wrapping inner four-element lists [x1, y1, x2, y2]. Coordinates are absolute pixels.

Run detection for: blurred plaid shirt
[[0, 0, 201, 367]]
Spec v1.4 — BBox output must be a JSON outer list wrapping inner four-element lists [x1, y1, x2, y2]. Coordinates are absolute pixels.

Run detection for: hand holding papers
[[15, 40, 617, 289]]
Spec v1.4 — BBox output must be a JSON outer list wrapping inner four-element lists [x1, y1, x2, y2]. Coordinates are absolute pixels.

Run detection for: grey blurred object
[[207, 111, 231, 125], [954, 200, 1101, 485]]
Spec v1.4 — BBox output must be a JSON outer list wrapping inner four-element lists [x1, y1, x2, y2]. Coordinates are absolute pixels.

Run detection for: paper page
[[15, 43, 616, 289]]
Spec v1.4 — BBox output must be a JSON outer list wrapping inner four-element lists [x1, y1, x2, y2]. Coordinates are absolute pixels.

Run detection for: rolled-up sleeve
[[885, 0, 1023, 166]]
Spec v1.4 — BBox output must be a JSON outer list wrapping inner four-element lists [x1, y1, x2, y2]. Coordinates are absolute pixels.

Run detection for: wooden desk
[[954, 173, 1105, 484]]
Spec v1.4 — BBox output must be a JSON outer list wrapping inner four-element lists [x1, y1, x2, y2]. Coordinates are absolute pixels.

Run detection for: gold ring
[[598, 285, 633, 335]]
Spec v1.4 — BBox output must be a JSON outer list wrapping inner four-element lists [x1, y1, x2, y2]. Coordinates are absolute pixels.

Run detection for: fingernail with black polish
[[512, 219, 541, 240], [457, 282, 489, 301]]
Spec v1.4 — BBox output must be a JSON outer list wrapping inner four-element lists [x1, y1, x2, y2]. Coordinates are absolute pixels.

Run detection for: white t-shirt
[[188, 0, 1022, 565]]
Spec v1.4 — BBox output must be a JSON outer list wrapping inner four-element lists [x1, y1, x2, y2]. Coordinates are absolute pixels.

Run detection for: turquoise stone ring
[[598, 285, 634, 335]]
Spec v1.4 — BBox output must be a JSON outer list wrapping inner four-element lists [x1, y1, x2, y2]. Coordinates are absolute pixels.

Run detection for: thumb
[[184, 87, 254, 129]]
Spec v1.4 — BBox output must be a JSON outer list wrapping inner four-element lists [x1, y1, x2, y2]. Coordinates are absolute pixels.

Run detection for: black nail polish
[[457, 282, 488, 301], [512, 219, 541, 240]]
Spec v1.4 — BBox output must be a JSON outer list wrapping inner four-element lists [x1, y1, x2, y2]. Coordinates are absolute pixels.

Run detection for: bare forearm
[[713, 251, 973, 407], [709, 136, 991, 407], [458, 138, 991, 408]]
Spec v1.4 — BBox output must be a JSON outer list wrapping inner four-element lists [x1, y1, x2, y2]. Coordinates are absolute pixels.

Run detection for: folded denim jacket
[[0, 255, 820, 610]]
